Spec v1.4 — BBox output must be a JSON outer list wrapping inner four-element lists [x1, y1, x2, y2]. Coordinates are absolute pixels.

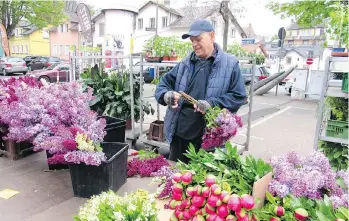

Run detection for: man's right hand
[[164, 91, 181, 108]]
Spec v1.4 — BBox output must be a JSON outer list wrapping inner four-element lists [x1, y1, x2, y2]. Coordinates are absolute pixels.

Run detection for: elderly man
[[155, 19, 246, 163]]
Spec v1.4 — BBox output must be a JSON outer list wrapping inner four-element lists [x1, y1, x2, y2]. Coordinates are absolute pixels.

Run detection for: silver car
[[0, 57, 28, 76]]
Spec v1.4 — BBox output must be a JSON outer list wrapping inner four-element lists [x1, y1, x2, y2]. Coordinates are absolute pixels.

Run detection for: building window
[[288, 40, 294, 45], [211, 20, 216, 31], [138, 18, 143, 29], [60, 45, 64, 56], [60, 24, 63, 32], [53, 45, 57, 55], [16, 45, 19, 54], [21, 45, 24, 53], [231, 28, 236, 38], [43, 29, 49, 39], [162, 16, 168, 28], [63, 24, 68, 32], [303, 40, 309, 45], [99, 23, 105, 37], [286, 56, 292, 64], [15, 29, 18, 37], [65, 45, 69, 56], [12, 45, 15, 53], [150, 18, 155, 28], [25, 45, 28, 54]]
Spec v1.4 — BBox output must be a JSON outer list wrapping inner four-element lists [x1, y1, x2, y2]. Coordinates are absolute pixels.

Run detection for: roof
[[242, 42, 268, 57], [276, 45, 324, 58], [65, 11, 79, 23], [242, 24, 256, 38], [21, 26, 38, 35], [169, 5, 217, 28], [168, 3, 246, 37], [139, 1, 181, 16], [287, 22, 325, 30], [17, 20, 31, 27]]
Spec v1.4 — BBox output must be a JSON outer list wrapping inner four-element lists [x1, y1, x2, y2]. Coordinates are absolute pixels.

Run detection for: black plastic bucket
[[69, 142, 128, 198], [98, 116, 126, 142]]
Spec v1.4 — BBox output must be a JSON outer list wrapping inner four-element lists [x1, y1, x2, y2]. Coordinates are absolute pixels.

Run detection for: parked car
[[23, 56, 39, 66], [279, 75, 293, 86], [285, 77, 295, 94], [29, 62, 70, 83], [240, 65, 270, 85], [28, 56, 61, 71], [0, 57, 28, 76]]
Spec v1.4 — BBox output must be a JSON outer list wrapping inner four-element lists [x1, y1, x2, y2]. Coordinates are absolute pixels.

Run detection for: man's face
[[190, 32, 215, 58]]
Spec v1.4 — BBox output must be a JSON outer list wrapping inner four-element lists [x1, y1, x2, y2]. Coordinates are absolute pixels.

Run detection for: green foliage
[[319, 141, 348, 171], [0, 0, 66, 36], [255, 193, 349, 221], [266, 0, 349, 47], [176, 141, 272, 195], [227, 44, 265, 65], [137, 149, 159, 160], [325, 97, 348, 121], [144, 35, 192, 59], [80, 65, 155, 122]]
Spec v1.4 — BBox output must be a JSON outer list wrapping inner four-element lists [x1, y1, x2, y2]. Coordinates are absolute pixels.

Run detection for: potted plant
[[81, 67, 155, 130]]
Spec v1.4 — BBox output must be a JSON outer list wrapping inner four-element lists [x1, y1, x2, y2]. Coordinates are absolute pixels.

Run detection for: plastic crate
[[342, 73, 348, 93], [326, 120, 348, 139], [98, 116, 126, 142], [69, 142, 128, 198]]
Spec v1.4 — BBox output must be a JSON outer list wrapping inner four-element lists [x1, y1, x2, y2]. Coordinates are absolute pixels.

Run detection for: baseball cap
[[182, 19, 215, 39]]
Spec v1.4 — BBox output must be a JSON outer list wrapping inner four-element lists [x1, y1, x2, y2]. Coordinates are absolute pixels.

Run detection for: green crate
[[342, 73, 348, 93], [326, 120, 348, 139]]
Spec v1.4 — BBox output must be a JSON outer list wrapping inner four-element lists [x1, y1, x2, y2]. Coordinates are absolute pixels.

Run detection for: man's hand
[[164, 91, 181, 108], [194, 100, 211, 114]]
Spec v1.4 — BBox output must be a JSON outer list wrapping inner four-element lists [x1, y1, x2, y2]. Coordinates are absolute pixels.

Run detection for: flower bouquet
[[202, 107, 243, 149], [74, 189, 159, 221]]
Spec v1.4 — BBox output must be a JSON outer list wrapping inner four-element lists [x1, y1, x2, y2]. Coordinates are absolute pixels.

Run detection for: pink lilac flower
[[64, 151, 106, 166], [268, 151, 346, 207], [202, 108, 242, 149]]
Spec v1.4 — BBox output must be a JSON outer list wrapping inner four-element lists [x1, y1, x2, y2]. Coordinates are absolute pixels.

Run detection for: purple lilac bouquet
[[150, 166, 180, 199], [202, 107, 243, 149], [0, 80, 107, 166], [268, 151, 348, 208]]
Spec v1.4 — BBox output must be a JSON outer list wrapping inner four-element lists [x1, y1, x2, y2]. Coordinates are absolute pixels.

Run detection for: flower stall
[[0, 77, 129, 198]]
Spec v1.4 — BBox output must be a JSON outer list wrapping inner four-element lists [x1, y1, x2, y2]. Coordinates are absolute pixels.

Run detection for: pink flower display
[[0, 78, 107, 166]]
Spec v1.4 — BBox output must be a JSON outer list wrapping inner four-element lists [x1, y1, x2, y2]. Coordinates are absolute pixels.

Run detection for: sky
[[83, 0, 291, 37]]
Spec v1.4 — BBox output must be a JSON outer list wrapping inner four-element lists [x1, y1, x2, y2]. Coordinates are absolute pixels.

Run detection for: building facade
[[9, 21, 50, 57], [49, 12, 80, 61], [284, 20, 325, 47], [133, 1, 246, 53]]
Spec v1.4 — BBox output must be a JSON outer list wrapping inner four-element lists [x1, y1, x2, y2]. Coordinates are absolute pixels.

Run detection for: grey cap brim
[[182, 30, 204, 39]]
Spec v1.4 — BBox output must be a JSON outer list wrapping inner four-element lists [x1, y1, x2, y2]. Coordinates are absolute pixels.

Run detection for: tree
[[227, 43, 265, 65], [266, 0, 348, 47], [271, 34, 278, 41], [0, 0, 66, 37]]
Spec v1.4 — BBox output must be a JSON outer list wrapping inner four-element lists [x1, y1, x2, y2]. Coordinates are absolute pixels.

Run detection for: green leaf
[[333, 151, 342, 159]]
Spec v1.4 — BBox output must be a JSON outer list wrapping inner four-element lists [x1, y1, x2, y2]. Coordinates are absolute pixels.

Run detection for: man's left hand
[[194, 100, 211, 114]]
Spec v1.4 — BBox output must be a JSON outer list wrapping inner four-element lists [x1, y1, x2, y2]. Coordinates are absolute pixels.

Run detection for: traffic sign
[[306, 58, 313, 65], [145, 27, 156, 31]]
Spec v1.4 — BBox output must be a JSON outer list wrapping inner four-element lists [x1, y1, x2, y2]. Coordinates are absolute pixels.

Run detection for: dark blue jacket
[[155, 43, 246, 143]]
